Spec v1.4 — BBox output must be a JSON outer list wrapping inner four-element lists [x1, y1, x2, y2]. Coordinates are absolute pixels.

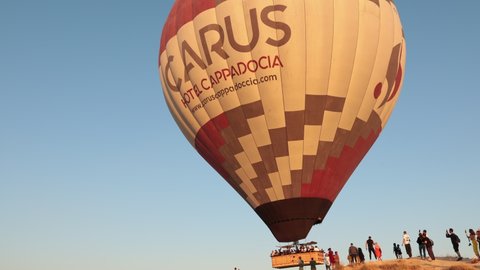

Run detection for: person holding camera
[[445, 228, 462, 261]]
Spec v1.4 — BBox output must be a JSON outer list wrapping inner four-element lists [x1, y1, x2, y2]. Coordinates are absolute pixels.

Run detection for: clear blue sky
[[1, 1, 479, 270]]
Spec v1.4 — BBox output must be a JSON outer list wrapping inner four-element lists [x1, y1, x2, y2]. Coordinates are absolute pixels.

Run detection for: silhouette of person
[[417, 232, 426, 259], [445, 228, 462, 260], [374, 242, 382, 261], [423, 232, 435, 260], [298, 256, 304, 270], [468, 229, 480, 259], [358, 248, 365, 263], [402, 231, 412, 258], [348, 243, 358, 264], [327, 248, 335, 270], [334, 251, 340, 268], [393, 243, 402, 259], [365, 236, 376, 260], [324, 253, 331, 270], [309, 258, 317, 270]]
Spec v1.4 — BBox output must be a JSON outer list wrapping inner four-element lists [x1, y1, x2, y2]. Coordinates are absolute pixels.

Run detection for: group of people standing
[[294, 227, 480, 270], [399, 228, 480, 262], [466, 228, 480, 260], [342, 236, 383, 266]]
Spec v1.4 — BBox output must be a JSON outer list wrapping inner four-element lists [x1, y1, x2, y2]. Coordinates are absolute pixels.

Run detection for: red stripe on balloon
[[159, 0, 217, 55], [301, 130, 380, 201], [194, 113, 230, 180]]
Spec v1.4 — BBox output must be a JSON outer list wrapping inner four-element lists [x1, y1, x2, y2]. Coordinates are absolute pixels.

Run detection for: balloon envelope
[[159, 0, 406, 242]]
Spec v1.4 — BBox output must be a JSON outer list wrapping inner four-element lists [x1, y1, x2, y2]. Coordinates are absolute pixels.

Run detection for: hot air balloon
[[159, 0, 406, 243]]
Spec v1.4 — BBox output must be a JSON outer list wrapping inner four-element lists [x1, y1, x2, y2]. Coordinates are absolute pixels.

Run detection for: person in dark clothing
[[348, 243, 358, 264], [393, 243, 402, 259], [358, 248, 365, 263], [423, 233, 435, 260], [309, 258, 317, 270], [365, 236, 376, 260], [446, 228, 463, 260], [417, 232, 427, 259]]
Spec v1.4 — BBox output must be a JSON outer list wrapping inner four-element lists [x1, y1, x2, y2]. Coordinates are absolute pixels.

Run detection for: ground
[[339, 258, 480, 270]]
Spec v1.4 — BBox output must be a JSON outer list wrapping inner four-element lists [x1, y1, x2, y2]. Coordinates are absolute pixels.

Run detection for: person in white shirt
[[402, 231, 412, 258]]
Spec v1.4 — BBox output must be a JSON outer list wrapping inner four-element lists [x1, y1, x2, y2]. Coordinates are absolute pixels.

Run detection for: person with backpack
[[423, 232, 435, 261], [417, 232, 427, 259], [446, 228, 463, 261]]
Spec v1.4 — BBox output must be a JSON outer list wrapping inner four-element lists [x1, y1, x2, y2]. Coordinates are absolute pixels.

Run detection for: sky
[[1, 1, 479, 270]]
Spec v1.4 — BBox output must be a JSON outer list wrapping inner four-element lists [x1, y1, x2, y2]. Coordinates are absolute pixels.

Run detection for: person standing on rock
[[402, 231, 412, 258], [445, 228, 462, 261], [365, 236, 377, 260], [423, 232, 435, 261]]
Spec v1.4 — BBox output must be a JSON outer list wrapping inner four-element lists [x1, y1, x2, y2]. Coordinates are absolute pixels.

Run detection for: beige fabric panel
[[247, 0, 289, 191], [265, 187, 278, 202], [320, 111, 342, 142], [359, 0, 395, 122], [268, 172, 286, 200], [275, 0, 306, 112], [381, 41, 406, 128], [163, 81, 197, 146], [215, 1, 262, 105], [244, 194, 260, 208], [287, 140, 303, 170], [380, 4, 407, 126], [305, 0, 334, 96], [327, 0, 359, 98], [217, 0, 283, 201], [304, 125, 322, 156], [247, 115, 272, 147], [160, 58, 198, 145], [236, 169, 257, 194], [238, 134, 262, 164], [372, 4, 396, 119], [162, 37, 207, 133], [276, 156, 292, 186], [338, 1, 381, 131], [193, 9, 243, 113]]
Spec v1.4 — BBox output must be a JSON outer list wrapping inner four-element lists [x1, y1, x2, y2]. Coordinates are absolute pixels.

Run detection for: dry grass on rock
[[338, 258, 480, 270]]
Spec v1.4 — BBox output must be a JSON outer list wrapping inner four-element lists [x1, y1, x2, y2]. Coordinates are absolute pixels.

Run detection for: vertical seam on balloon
[[299, 0, 308, 198], [270, 0, 291, 199], [309, 1, 336, 197], [164, 2, 230, 198], [162, 74, 197, 144], [317, 0, 361, 201], [160, 5, 199, 145], [171, 1, 246, 199], [325, 0, 382, 203], [190, 1, 261, 204], [373, 0, 396, 120], [213, 0, 278, 204], [162, 1, 201, 141], [240, 1, 282, 202], [379, 3, 404, 125], [340, 0, 383, 154]]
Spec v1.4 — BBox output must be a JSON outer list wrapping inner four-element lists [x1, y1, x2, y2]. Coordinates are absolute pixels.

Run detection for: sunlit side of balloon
[[159, 0, 406, 242]]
